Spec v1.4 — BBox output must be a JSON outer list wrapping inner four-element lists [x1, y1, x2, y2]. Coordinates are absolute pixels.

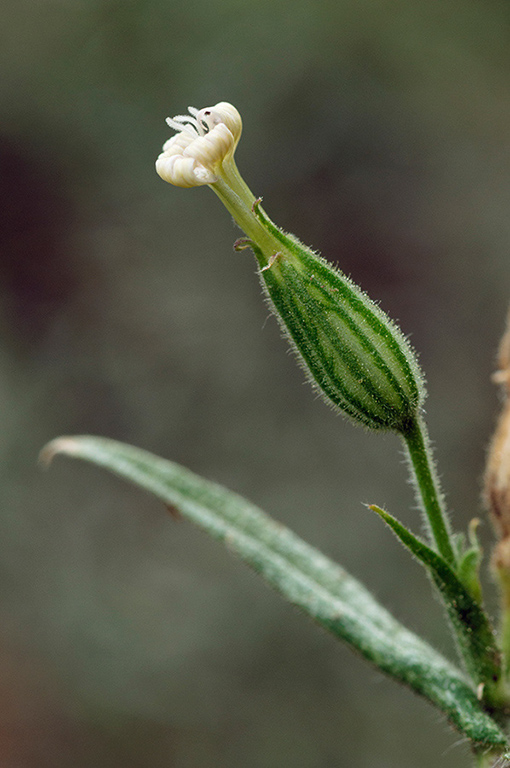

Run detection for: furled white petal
[[155, 153, 217, 187], [156, 102, 242, 188]]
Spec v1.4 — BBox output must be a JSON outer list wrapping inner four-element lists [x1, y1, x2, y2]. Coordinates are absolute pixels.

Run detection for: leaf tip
[[39, 436, 81, 468], [368, 503, 386, 517]]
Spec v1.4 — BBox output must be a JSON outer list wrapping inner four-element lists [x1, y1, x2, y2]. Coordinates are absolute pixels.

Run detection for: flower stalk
[[403, 416, 456, 566]]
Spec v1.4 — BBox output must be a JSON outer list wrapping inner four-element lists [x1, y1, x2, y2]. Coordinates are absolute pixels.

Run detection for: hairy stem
[[403, 416, 456, 568]]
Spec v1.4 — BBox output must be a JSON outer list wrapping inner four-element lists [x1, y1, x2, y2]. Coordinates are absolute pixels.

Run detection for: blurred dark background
[[2, 1, 510, 765]]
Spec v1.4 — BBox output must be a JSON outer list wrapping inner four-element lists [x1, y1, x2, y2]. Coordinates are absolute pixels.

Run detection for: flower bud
[[245, 208, 425, 433], [156, 102, 425, 434], [156, 103, 242, 188]]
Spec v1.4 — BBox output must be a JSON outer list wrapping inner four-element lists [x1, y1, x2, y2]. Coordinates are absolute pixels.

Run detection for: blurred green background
[[2, 0, 510, 765]]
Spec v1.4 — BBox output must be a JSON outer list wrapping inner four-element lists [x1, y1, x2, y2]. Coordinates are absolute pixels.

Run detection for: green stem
[[210, 161, 281, 264], [403, 416, 456, 568]]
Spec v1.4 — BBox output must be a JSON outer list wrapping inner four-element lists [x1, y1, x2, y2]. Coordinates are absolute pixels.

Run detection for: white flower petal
[[156, 102, 242, 188]]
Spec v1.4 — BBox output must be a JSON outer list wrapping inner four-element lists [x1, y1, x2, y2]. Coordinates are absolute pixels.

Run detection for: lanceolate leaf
[[370, 505, 502, 706], [42, 436, 506, 749], [457, 519, 483, 605]]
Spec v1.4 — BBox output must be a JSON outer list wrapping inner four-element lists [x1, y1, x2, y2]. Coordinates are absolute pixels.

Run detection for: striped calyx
[[245, 206, 425, 434]]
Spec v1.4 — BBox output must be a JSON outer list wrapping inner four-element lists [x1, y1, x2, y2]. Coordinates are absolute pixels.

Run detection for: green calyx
[[255, 225, 423, 434], [213, 169, 424, 435]]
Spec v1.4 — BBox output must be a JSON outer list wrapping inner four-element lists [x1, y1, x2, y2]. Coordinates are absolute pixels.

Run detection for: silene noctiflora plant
[[42, 102, 510, 767]]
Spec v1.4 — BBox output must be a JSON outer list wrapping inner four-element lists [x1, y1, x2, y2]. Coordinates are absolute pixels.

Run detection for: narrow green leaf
[[41, 436, 507, 749], [370, 505, 502, 705], [457, 519, 483, 604]]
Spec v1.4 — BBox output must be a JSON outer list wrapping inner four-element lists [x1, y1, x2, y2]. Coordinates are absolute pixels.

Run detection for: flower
[[156, 101, 425, 435], [155, 102, 242, 188]]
